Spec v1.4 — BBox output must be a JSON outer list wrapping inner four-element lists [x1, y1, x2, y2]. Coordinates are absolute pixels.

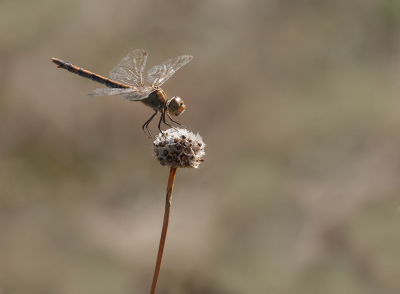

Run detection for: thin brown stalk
[[150, 167, 177, 294]]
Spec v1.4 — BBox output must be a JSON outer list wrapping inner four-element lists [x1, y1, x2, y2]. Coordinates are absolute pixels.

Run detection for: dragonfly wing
[[110, 49, 148, 87], [88, 87, 154, 101], [88, 88, 138, 96], [147, 55, 193, 87], [121, 87, 155, 101]]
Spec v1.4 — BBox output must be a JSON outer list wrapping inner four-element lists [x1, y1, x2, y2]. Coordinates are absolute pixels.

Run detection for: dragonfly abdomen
[[51, 58, 130, 89]]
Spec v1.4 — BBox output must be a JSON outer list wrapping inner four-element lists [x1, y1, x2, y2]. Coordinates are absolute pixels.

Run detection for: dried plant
[[150, 128, 205, 294]]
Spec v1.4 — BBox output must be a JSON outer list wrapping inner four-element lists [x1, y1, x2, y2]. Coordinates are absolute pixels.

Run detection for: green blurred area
[[1, 0, 400, 293]]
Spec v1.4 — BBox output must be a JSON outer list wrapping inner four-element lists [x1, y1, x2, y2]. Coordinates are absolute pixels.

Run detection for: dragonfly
[[52, 49, 193, 140]]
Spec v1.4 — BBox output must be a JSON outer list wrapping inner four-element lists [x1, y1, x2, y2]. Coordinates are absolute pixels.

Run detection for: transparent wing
[[88, 88, 137, 96], [147, 55, 193, 87], [110, 49, 148, 87], [88, 87, 154, 101], [120, 87, 154, 101]]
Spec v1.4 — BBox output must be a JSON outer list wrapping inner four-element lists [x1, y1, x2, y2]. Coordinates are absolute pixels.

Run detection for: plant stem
[[150, 167, 177, 294]]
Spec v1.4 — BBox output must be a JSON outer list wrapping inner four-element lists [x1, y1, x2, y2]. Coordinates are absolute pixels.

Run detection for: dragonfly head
[[167, 97, 185, 116]]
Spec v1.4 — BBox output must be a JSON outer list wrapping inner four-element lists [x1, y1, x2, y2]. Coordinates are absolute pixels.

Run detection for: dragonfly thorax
[[141, 89, 168, 111]]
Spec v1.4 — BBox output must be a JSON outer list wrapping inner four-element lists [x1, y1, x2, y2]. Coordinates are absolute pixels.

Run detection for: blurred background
[[1, 0, 400, 293]]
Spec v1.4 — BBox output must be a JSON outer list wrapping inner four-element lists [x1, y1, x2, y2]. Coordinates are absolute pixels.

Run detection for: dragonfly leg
[[158, 109, 175, 134], [166, 112, 186, 129], [158, 111, 164, 133], [142, 110, 158, 140], [158, 109, 172, 133], [162, 109, 173, 128]]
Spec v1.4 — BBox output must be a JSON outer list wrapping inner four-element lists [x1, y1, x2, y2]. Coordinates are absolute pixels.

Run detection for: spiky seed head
[[153, 128, 205, 168]]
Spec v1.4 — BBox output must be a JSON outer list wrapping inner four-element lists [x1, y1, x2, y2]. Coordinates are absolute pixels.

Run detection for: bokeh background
[[1, 0, 400, 293]]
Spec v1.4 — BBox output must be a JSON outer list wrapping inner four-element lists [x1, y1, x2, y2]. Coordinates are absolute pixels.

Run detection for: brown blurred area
[[1, 0, 400, 293]]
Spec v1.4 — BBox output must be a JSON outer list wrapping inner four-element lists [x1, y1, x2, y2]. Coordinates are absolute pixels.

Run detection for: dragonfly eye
[[168, 97, 185, 116]]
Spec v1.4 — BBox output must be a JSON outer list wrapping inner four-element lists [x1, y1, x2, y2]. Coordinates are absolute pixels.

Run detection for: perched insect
[[52, 49, 193, 139]]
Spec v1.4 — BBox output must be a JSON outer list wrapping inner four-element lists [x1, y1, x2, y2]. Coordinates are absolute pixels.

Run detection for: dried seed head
[[153, 128, 206, 168]]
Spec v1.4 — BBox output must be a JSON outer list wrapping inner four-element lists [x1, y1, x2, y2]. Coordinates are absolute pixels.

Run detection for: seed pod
[[153, 128, 206, 168]]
